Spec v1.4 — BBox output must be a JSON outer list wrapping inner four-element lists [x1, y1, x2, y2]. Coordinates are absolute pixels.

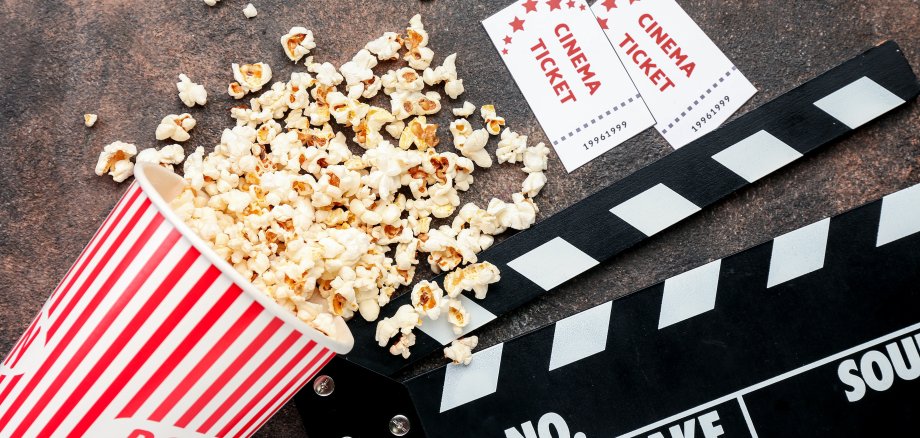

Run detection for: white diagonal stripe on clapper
[[658, 260, 722, 330], [877, 182, 920, 247], [610, 183, 701, 237], [506, 237, 599, 291], [813, 76, 905, 129], [549, 302, 613, 371], [767, 218, 831, 288], [440, 343, 504, 413]]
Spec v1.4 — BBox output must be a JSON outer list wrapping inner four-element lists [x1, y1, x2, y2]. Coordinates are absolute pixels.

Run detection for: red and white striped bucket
[[0, 163, 353, 438]]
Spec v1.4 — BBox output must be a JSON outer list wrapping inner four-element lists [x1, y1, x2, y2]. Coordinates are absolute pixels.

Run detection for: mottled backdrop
[[0, 0, 918, 436]]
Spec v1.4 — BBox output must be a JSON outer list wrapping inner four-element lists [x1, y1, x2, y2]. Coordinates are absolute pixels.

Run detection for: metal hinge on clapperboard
[[295, 41, 920, 438]]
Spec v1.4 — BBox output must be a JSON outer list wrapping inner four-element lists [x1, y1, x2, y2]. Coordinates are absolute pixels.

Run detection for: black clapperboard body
[[296, 42, 920, 438]]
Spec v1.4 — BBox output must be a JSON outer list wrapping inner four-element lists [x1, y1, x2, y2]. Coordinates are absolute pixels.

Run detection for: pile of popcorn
[[94, 16, 550, 364]]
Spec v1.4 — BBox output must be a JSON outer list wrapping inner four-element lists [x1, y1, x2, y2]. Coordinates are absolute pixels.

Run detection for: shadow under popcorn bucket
[[0, 163, 354, 438]]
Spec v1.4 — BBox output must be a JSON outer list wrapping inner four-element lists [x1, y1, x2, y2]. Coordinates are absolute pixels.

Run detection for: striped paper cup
[[0, 163, 353, 438]]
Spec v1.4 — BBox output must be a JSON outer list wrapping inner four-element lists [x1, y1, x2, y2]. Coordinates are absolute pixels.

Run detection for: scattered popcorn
[[454, 127, 491, 168], [366, 32, 402, 61], [157, 15, 557, 358], [389, 332, 416, 359], [375, 304, 421, 347], [403, 15, 435, 70], [496, 128, 527, 164], [95, 141, 137, 183], [446, 298, 469, 335], [136, 144, 186, 171], [176, 74, 207, 108], [155, 113, 197, 142], [230, 62, 272, 98], [84, 113, 98, 127], [243, 3, 257, 18], [481, 104, 506, 136], [522, 141, 550, 174], [204, 0, 219, 6], [522, 171, 547, 198], [411, 280, 444, 319], [281, 27, 316, 62], [443, 262, 500, 299], [444, 336, 478, 365], [423, 53, 464, 99], [452, 101, 475, 117]]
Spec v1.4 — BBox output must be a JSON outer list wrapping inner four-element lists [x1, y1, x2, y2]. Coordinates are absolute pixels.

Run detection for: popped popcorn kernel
[[243, 3, 257, 18], [389, 332, 416, 359], [84, 113, 98, 127], [232, 62, 272, 96], [95, 141, 137, 183], [281, 27, 316, 62], [443, 262, 500, 299], [136, 144, 186, 171], [411, 280, 444, 320], [452, 101, 476, 117], [447, 298, 469, 335], [203, 0, 219, 6], [155, 113, 197, 142], [480, 104, 506, 136], [177, 74, 207, 107], [444, 336, 478, 365]]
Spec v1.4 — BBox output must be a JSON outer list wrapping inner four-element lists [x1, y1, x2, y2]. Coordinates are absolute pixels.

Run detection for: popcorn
[[403, 15, 435, 70], [95, 141, 137, 183], [158, 16, 558, 358], [443, 262, 500, 299], [496, 128, 527, 164], [389, 332, 416, 358], [423, 53, 464, 99], [176, 74, 207, 107], [454, 127, 491, 168], [84, 113, 98, 127], [155, 113, 197, 142], [340, 49, 379, 99], [522, 171, 547, 198], [375, 304, 421, 347], [481, 104, 506, 135], [444, 336, 478, 365], [522, 141, 550, 173], [488, 192, 538, 231], [136, 144, 186, 171], [231, 62, 272, 97], [204, 0, 219, 6], [452, 101, 476, 117], [281, 27, 316, 62], [411, 280, 444, 319], [446, 298, 469, 335], [243, 3, 257, 18], [399, 116, 439, 151], [366, 32, 402, 61]]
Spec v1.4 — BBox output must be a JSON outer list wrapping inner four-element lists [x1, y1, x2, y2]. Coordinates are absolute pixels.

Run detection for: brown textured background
[[0, 0, 918, 436]]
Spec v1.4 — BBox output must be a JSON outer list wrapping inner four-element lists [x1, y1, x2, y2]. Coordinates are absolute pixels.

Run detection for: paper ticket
[[483, 0, 656, 172], [592, 0, 757, 148]]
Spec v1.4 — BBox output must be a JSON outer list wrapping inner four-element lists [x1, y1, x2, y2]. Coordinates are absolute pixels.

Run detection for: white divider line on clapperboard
[[436, 181, 920, 414]]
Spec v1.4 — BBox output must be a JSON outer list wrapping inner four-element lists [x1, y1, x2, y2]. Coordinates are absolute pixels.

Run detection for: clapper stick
[[342, 41, 919, 376], [295, 41, 919, 437]]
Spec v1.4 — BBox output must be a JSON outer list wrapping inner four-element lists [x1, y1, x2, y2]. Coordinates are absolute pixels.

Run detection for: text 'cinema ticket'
[[592, 0, 757, 148], [483, 0, 656, 172]]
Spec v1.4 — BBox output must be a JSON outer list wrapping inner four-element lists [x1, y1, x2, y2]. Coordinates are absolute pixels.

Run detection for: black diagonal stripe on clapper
[[405, 184, 920, 438], [335, 41, 919, 377]]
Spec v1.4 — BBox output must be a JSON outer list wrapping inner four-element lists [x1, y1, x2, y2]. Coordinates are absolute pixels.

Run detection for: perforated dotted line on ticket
[[553, 93, 643, 146], [661, 66, 738, 135]]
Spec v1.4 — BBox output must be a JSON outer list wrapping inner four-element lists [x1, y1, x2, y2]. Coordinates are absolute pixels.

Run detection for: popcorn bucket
[[0, 163, 353, 438]]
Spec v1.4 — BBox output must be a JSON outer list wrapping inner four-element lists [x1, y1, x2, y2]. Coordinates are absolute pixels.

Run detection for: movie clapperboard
[[296, 41, 920, 438]]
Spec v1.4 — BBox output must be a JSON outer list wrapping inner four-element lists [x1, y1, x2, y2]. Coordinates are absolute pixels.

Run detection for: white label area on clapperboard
[[483, 0, 656, 172], [592, 0, 757, 148]]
